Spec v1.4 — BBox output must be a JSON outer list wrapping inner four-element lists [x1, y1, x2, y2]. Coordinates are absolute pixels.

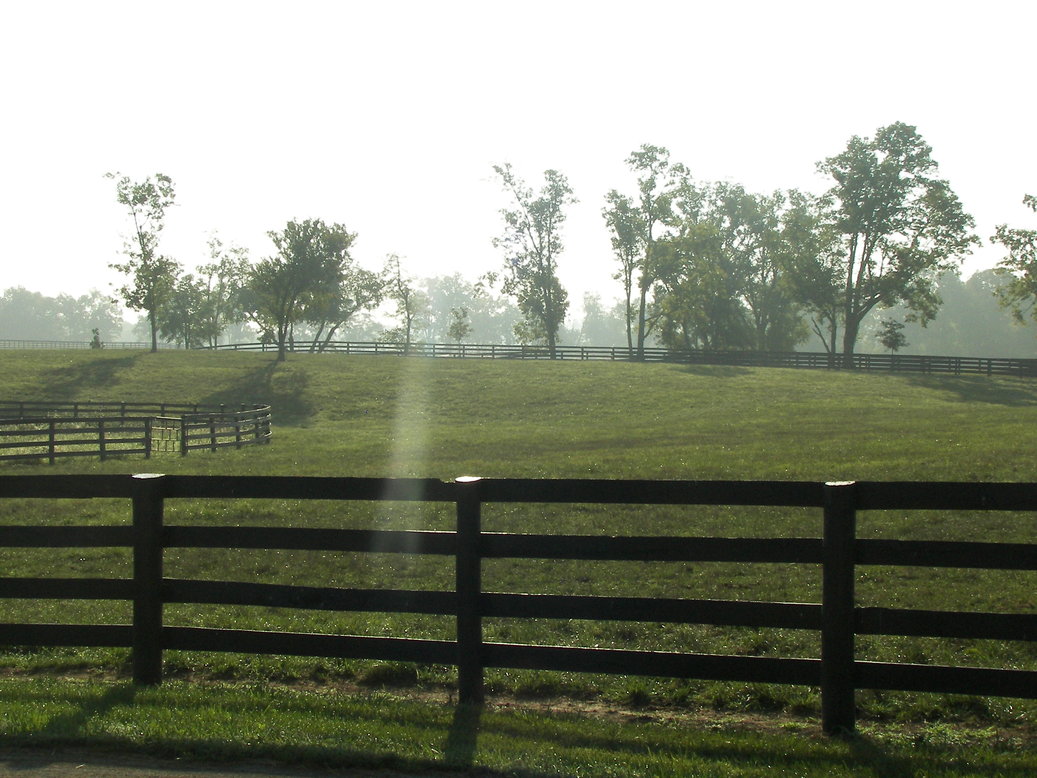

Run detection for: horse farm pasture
[[0, 349, 1034, 725]]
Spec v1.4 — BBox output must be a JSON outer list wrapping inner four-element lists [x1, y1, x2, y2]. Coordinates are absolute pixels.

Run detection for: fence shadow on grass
[[676, 365, 754, 378], [35, 683, 138, 738], [39, 354, 142, 399], [904, 375, 1037, 406], [199, 359, 313, 424]]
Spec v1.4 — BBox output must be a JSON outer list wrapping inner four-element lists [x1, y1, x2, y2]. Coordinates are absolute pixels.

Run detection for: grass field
[[0, 349, 1034, 773]]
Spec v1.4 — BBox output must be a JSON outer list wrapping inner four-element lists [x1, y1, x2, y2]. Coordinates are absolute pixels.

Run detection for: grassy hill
[[0, 349, 1034, 728], [5, 348, 1037, 482]]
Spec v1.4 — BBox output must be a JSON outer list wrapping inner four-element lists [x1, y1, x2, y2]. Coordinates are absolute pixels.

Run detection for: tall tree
[[602, 145, 693, 358], [492, 163, 576, 358], [992, 194, 1037, 325], [303, 263, 383, 352], [243, 218, 356, 361], [196, 235, 251, 348], [107, 172, 180, 352], [381, 253, 428, 352], [159, 273, 205, 349], [817, 122, 978, 363]]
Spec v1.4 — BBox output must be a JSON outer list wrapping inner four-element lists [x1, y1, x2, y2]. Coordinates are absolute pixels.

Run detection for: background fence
[[0, 402, 271, 462], [2, 338, 1034, 376], [209, 340, 1037, 377], [0, 473, 1032, 734], [0, 339, 169, 350]]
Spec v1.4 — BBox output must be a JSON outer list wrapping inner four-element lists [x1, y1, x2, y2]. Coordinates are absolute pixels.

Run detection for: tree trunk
[[841, 316, 860, 369], [149, 309, 158, 353], [636, 287, 648, 360]]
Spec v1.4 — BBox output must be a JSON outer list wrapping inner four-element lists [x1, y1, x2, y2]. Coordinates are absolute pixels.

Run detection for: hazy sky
[[2, 1, 1034, 318]]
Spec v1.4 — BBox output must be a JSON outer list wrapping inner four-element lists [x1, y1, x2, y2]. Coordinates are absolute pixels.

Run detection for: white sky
[[2, 0, 1035, 319]]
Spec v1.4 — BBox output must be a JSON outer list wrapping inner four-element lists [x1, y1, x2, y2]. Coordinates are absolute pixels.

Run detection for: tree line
[[94, 122, 1037, 361]]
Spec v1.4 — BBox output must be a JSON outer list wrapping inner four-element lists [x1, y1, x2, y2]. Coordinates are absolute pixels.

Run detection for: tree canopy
[[814, 122, 978, 361], [492, 164, 576, 357], [107, 172, 180, 352], [242, 218, 357, 361]]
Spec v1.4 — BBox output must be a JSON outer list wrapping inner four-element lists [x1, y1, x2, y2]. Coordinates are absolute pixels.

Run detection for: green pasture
[[0, 349, 1034, 726]]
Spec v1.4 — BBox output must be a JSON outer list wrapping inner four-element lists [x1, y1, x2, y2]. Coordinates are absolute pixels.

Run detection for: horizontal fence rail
[[0, 403, 271, 462], [0, 474, 1033, 735], [206, 340, 1037, 377], [0, 339, 172, 350]]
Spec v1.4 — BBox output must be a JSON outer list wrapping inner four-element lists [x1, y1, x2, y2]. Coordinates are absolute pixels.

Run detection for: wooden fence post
[[48, 420, 56, 465], [98, 419, 107, 461], [144, 418, 153, 459], [132, 473, 166, 685], [455, 476, 484, 704], [822, 480, 857, 734]]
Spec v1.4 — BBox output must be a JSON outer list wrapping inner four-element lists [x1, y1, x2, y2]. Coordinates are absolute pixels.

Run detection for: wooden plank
[[455, 478, 484, 703], [163, 579, 455, 614], [0, 526, 134, 547], [857, 539, 1037, 570], [476, 478, 824, 506], [132, 474, 165, 685], [164, 526, 456, 554], [482, 593, 822, 629], [0, 622, 131, 647], [162, 626, 456, 664], [854, 481, 1037, 511], [161, 475, 458, 502], [855, 661, 1037, 698], [0, 475, 137, 498], [481, 643, 821, 685], [856, 607, 1036, 641], [0, 577, 133, 599], [822, 481, 857, 734], [480, 534, 822, 563]]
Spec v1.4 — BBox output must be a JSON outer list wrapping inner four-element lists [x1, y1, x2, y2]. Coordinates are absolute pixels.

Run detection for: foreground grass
[[0, 350, 1034, 727], [0, 678, 1033, 777]]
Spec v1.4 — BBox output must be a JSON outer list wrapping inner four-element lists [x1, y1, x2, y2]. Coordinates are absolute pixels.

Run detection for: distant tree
[[447, 306, 473, 344], [422, 274, 523, 344], [243, 218, 356, 361], [877, 318, 908, 353], [90, 328, 103, 349], [992, 194, 1037, 325], [159, 273, 205, 349], [0, 288, 122, 341], [492, 163, 576, 358], [576, 293, 627, 347], [653, 221, 755, 351], [303, 264, 383, 352], [651, 182, 812, 352], [382, 253, 428, 352], [196, 235, 251, 348], [602, 145, 692, 358], [107, 172, 180, 352], [816, 122, 978, 363]]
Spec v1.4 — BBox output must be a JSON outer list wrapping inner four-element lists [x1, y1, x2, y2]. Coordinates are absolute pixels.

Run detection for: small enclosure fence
[[0, 401, 271, 463]]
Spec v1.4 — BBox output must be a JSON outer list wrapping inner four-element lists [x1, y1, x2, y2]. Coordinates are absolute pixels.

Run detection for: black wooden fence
[[209, 341, 1037, 377], [0, 403, 272, 462], [0, 474, 1033, 734]]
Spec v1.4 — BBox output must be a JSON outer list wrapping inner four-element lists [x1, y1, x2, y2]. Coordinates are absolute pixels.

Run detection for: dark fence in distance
[[208, 341, 1037, 377], [0, 402, 271, 462], [2, 338, 1034, 377], [0, 339, 171, 350], [0, 473, 1032, 735]]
